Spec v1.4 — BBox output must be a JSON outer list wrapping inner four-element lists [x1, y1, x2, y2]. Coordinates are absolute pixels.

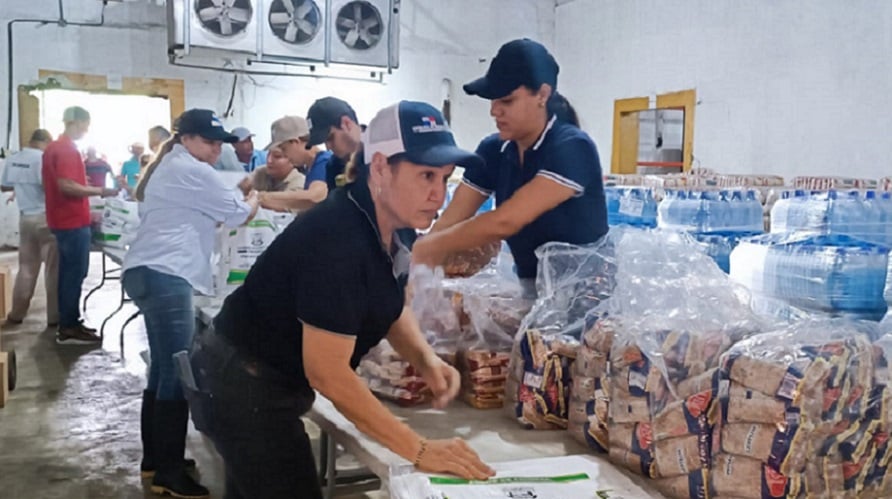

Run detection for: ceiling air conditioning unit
[[260, 0, 326, 61], [168, 0, 259, 55], [329, 0, 399, 68]]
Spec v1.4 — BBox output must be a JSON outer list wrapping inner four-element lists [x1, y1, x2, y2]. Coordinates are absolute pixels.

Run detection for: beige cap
[[265, 116, 309, 151]]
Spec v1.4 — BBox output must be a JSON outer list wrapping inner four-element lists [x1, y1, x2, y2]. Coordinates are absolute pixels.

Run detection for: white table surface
[[308, 395, 666, 497]]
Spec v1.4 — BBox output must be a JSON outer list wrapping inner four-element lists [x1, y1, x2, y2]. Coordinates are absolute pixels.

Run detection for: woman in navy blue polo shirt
[[413, 39, 608, 289], [191, 101, 493, 499]]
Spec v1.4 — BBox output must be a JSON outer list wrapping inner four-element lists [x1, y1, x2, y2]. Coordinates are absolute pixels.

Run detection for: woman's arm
[[258, 181, 328, 212], [430, 183, 488, 233], [413, 176, 577, 267], [303, 324, 493, 479]]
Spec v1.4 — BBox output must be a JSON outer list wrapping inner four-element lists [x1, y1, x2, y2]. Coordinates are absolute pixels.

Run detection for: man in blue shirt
[[231, 127, 268, 172], [413, 39, 608, 287], [254, 116, 332, 213], [304, 97, 362, 191], [120, 142, 144, 188]]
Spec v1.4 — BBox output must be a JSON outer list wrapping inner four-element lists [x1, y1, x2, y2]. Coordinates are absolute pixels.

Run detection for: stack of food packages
[[357, 266, 463, 407], [506, 240, 616, 430], [793, 176, 879, 191], [357, 340, 433, 407], [566, 229, 892, 498], [712, 320, 892, 499], [458, 284, 532, 409], [565, 229, 764, 498], [881, 177, 892, 192]]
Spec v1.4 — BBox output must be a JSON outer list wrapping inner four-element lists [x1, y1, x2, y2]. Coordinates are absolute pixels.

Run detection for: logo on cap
[[211, 116, 224, 128], [412, 116, 448, 134], [306, 118, 314, 131]]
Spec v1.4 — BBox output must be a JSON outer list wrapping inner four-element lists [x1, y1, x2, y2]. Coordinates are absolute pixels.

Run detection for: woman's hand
[[415, 438, 495, 480], [418, 354, 460, 409]]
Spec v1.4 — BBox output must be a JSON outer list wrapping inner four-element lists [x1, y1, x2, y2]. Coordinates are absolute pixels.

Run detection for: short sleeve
[[0, 157, 11, 187], [293, 240, 366, 336], [462, 134, 501, 196], [537, 133, 601, 195], [305, 151, 330, 187]]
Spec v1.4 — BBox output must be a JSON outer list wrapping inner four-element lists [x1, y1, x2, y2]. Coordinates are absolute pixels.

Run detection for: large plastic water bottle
[[605, 187, 622, 226], [746, 190, 763, 232], [862, 191, 884, 244], [883, 192, 892, 246]]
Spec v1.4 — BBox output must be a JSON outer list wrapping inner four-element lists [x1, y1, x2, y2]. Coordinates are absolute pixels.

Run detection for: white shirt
[[0, 147, 45, 215], [124, 144, 252, 294]]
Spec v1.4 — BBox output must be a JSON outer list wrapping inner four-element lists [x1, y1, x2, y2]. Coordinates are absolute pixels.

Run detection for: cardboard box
[[0, 352, 8, 409], [0, 265, 11, 320]]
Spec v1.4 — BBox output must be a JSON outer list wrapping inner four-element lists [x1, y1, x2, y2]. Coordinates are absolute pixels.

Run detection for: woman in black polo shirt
[[412, 39, 608, 291], [191, 101, 493, 498]]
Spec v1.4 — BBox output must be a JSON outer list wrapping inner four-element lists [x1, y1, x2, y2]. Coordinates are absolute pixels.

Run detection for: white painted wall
[[1, 0, 555, 154], [555, 0, 892, 179]]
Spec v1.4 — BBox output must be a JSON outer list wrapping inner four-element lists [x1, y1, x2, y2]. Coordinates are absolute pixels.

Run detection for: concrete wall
[[554, 0, 892, 179], [1, 0, 555, 153]]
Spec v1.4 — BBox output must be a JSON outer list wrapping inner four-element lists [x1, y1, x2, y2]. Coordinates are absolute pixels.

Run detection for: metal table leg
[[99, 285, 127, 341], [119, 311, 141, 358], [323, 430, 337, 499], [82, 251, 108, 312]]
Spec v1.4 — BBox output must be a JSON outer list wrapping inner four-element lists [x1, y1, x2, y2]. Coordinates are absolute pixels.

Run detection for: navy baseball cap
[[306, 97, 358, 148], [463, 38, 559, 100], [174, 109, 239, 143], [363, 101, 483, 170]]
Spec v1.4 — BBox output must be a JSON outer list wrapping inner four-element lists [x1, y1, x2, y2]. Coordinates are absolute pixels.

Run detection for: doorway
[[35, 89, 171, 168], [611, 89, 696, 175]]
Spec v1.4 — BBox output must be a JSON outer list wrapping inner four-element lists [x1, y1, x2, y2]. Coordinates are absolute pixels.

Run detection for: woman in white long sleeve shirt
[[122, 109, 258, 499]]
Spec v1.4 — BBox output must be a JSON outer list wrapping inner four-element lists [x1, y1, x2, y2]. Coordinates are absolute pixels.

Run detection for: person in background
[[304, 97, 362, 191], [84, 146, 114, 188], [148, 125, 171, 154], [238, 141, 306, 206], [191, 101, 492, 498], [124, 109, 258, 499], [43, 106, 119, 345], [249, 116, 331, 213], [214, 143, 247, 172], [0, 129, 58, 328], [120, 142, 145, 188], [231, 127, 268, 173], [412, 39, 609, 294]]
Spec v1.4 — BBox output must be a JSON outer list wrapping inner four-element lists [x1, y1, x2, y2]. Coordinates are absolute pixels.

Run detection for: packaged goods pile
[[213, 209, 284, 296], [507, 240, 615, 430], [793, 176, 879, 191], [713, 320, 887, 499], [442, 241, 501, 278], [771, 190, 892, 246], [92, 197, 140, 248], [730, 233, 889, 320], [357, 340, 432, 407]]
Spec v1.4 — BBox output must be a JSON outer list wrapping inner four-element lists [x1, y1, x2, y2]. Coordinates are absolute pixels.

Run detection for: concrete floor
[[0, 251, 385, 498]]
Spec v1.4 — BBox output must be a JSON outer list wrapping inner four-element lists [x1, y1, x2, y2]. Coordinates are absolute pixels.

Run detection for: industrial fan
[[268, 0, 322, 44], [335, 0, 383, 50], [194, 0, 254, 37]]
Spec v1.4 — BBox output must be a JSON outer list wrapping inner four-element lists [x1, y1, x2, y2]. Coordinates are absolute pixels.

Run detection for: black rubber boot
[[140, 391, 197, 479], [149, 400, 209, 499]]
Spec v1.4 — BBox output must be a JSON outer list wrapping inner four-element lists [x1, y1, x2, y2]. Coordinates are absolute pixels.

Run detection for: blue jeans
[[52, 226, 91, 328], [123, 266, 195, 401]]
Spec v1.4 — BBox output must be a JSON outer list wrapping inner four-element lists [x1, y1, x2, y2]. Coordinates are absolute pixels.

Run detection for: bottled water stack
[[605, 186, 658, 228], [658, 189, 764, 233], [770, 190, 892, 246]]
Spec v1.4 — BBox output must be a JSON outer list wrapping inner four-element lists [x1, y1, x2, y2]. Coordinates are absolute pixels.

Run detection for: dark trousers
[[52, 226, 91, 328], [191, 331, 322, 499]]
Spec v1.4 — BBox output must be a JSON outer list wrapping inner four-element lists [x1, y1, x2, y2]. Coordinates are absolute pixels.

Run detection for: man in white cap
[[231, 126, 267, 172]]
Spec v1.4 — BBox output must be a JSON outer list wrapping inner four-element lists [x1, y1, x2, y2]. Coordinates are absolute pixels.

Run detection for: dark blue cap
[[306, 97, 358, 148], [363, 101, 483, 170], [464, 38, 559, 100], [174, 109, 238, 143]]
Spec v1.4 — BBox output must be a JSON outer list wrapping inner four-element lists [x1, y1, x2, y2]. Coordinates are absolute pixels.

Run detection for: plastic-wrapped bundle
[[730, 233, 889, 319], [586, 230, 763, 499], [605, 186, 658, 228], [658, 189, 764, 233], [409, 266, 464, 354], [506, 240, 615, 430], [457, 269, 533, 409], [357, 341, 431, 407], [770, 190, 892, 246], [792, 176, 878, 191], [713, 319, 883, 498]]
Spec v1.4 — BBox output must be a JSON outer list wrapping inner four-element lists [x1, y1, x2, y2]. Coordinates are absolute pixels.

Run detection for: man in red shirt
[[43, 106, 119, 344]]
